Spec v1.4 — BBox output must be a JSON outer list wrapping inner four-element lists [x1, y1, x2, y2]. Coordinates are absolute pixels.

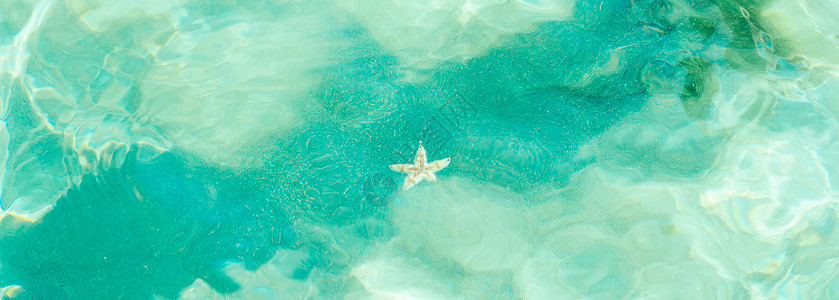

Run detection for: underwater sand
[[2, 0, 839, 298]]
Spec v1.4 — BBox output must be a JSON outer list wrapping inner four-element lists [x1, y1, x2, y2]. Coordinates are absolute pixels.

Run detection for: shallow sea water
[[2, 0, 839, 299]]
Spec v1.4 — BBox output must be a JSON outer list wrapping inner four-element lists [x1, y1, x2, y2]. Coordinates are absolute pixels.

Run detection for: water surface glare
[[2, 0, 839, 298]]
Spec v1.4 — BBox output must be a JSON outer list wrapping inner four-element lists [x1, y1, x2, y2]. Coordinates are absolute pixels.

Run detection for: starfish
[[389, 141, 450, 190]]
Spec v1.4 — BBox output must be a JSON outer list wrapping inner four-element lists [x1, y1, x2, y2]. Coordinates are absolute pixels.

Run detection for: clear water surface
[[1, 0, 839, 298]]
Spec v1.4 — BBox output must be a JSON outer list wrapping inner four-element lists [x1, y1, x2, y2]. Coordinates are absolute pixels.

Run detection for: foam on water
[[2, 0, 839, 298]]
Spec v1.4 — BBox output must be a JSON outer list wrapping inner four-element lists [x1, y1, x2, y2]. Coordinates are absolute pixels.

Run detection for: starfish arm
[[418, 171, 437, 182], [389, 164, 417, 173], [403, 172, 424, 190], [426, 158, 450, 172], [414, 143, 428, 167]]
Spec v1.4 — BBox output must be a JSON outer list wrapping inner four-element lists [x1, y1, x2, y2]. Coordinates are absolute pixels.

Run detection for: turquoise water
[[2, 0, 839, 298]]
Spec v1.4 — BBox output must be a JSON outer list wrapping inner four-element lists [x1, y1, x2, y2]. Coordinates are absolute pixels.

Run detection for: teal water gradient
[[2, 0, 839, 299]]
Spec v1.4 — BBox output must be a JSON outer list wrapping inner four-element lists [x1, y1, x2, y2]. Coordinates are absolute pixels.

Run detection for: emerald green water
[[2, 0, 839, 299]]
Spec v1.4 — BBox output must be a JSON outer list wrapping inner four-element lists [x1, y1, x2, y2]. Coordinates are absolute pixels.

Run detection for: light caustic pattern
[[1, 0, 839, 299]]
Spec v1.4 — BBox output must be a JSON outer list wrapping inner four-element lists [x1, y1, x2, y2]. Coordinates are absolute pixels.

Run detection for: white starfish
[[389, 141, 450, 190]]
